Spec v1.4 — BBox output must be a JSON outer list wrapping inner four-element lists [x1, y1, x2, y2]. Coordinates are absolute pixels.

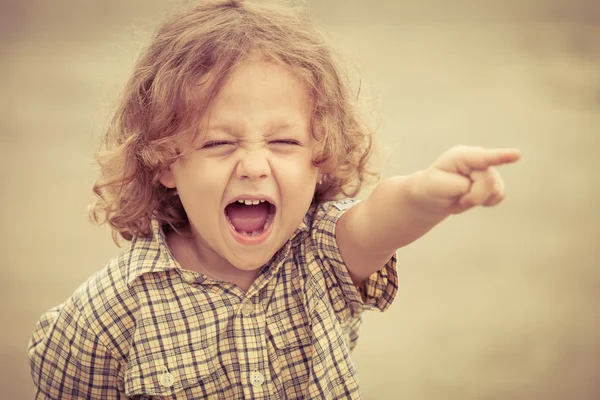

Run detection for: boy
[[28, 1, 521, 399]]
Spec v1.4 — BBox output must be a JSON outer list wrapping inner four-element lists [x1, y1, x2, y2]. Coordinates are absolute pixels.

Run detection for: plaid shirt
[[29, 200, 398, 399]]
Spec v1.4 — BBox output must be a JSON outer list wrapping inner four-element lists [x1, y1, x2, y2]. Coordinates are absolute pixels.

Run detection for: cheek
[[272, 155, 319, 198], [173, 159, 234, 204], [274, 149, 318, 174]]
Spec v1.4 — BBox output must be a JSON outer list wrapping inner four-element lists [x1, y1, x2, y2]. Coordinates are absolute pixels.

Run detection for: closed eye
[[269, 139, 301, 146], [202, 140, 236, 149]]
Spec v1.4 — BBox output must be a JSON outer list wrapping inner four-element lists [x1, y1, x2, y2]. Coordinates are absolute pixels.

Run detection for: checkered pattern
[[29, 201, 398, 399]]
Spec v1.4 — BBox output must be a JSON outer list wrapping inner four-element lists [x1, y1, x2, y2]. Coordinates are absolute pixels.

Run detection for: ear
[[317, 172, 327, 185], [158, 167, 176, 189]]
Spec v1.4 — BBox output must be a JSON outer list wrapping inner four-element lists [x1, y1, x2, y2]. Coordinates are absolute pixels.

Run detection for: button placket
[[235, 296, 269, 396]]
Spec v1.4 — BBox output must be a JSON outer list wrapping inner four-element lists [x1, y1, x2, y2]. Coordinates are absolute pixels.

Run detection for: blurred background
[[1, 0, 599, 399]]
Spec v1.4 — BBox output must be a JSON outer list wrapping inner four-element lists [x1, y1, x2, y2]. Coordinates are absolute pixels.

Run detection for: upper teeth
[[237, 199, 265, 205]]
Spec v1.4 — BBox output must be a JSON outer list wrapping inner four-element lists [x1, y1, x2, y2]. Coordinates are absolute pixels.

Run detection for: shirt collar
[[124, 219, 179, 286]]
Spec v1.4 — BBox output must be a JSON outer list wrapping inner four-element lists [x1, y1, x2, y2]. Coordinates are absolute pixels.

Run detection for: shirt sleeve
[[28, 298, 126, 399], [311, 200, 399, 322]]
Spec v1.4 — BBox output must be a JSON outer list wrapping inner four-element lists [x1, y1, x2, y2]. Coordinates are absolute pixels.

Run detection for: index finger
[[480, 148, 521, 166], [458, 147, 521, 171]]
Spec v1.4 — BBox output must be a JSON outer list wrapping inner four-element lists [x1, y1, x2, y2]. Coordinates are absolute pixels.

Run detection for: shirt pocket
[[265, 310, 313, 394], [266, 306, 312, 351], [123, 340, 221, 399]]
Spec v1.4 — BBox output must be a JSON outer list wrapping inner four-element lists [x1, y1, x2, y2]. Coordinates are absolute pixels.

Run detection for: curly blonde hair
[[90, 0, 377, 242]]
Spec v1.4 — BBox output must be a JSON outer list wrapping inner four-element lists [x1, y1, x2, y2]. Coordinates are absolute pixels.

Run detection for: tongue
[[226, 202, 270, 233]]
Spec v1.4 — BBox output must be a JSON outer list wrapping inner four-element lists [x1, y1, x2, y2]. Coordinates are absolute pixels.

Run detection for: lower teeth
[[240, 228, 264, 237]]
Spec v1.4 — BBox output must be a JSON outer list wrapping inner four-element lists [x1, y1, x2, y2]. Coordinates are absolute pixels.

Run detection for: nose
[[235, 147, 270, 181]]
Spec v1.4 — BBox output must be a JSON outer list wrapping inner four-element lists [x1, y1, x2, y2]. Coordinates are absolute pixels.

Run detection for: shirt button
[[159, 367, 174, 387], [241, 301, 254, 316], [181, 271, 195, 284], [250, 370, 264, 387]]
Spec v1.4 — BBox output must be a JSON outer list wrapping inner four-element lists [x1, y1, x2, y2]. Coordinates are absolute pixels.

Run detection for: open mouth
[[224, 199, 276, 238]]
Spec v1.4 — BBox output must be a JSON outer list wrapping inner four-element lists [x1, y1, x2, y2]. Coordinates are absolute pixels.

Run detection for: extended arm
[[336, 145, 521, 284]]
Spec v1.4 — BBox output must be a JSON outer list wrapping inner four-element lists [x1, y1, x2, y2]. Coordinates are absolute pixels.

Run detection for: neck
[[167, 230, 259, 292]]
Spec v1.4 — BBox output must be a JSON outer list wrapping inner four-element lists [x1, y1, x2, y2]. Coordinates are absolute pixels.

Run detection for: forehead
[[199, 60, 313, 132]]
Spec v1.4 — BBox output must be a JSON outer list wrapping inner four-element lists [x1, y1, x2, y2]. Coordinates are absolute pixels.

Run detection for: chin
[[227, 251, 274, 271]]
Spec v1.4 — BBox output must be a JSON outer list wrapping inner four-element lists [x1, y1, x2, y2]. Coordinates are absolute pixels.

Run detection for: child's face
[[160, 59, 319, 271]]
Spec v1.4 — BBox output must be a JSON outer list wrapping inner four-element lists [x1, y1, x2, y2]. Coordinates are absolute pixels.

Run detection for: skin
[[161, 59, 522, 291]]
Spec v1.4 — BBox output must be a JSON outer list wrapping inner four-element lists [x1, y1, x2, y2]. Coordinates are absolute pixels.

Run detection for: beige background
[[2, 0, 599, 399]]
